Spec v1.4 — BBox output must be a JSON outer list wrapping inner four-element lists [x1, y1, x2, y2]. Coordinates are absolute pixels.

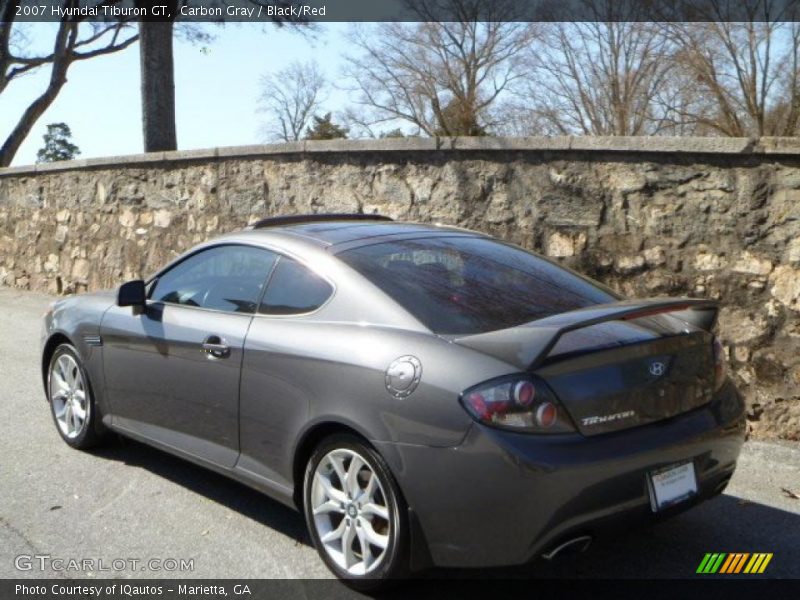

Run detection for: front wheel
[[47, 344, 104, 449], [303, 434, 409, 589]]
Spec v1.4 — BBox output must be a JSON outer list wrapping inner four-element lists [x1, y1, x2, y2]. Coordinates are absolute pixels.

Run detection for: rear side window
[[338, 236, 616, 335], [259, 257, 333, 315]]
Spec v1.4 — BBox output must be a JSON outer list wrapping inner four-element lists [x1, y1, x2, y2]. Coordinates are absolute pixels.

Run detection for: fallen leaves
[[780, 487, 799, 500]]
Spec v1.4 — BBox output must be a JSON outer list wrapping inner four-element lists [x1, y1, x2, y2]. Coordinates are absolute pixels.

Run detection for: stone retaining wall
[[1, 137, 798, 438]]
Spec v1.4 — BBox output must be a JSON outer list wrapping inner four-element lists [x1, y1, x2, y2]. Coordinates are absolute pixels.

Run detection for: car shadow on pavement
[[88, 437, 799, 579], [89, 435, 313, 547]]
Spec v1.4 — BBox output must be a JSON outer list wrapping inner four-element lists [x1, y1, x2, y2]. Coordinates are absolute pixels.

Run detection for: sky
[[0, 22, 354, 166]]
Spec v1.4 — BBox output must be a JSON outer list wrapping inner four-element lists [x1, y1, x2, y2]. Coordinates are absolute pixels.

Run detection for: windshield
[[338, 236, 617, 335]]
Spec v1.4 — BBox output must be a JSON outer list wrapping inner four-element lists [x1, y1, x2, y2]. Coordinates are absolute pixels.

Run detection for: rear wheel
[[303, 434, 408, 589], [47, 344, 104, 449]]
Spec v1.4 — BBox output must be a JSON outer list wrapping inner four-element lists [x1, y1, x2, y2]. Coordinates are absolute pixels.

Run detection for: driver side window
[[151, 245, 277, 314]]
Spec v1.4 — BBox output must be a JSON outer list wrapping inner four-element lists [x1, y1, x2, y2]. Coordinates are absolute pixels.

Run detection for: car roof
[[233, 218, 484, 251]]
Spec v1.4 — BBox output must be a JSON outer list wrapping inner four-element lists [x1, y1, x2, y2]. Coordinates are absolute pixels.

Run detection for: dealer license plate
[[648, 461, 698, 512]]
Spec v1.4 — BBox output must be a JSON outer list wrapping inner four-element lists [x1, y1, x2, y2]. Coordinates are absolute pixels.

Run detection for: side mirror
[[117, 280, 147, 308]]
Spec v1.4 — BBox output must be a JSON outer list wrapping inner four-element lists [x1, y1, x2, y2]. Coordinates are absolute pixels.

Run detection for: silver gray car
[[41, 214, 746, 587]]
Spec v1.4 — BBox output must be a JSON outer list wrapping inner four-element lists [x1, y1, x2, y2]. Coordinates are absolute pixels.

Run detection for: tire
[[47, 343, 105, 449], [303, 433, 409, 590]]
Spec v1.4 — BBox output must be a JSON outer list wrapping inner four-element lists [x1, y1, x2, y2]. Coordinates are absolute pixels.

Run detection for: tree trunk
[[0, 79, 67, 167], [0, 1, 21, 94], [138, 17, 176, 152]]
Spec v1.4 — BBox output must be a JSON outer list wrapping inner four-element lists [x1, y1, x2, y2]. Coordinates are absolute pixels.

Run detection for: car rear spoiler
[[453, 298, 719, 370]]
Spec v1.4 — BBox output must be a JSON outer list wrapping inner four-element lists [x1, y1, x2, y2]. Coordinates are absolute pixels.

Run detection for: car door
[[102, 244, 277, 467]]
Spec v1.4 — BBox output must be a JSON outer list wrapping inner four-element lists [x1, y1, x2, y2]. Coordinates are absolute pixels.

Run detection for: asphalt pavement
[[0, 287, 798, 581]]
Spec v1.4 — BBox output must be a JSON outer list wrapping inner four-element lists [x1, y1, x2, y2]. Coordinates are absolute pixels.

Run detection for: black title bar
[[6, 0, 800, 23]]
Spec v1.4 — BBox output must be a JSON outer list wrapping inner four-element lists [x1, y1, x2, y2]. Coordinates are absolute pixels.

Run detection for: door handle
[[202, 335, 230, 359]]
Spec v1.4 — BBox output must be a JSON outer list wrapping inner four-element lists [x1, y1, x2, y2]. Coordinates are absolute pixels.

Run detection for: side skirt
[[108, 422, 298, 511]]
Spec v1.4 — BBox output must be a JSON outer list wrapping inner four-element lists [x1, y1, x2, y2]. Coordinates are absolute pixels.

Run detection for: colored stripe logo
[[697, 553, 773, 574]]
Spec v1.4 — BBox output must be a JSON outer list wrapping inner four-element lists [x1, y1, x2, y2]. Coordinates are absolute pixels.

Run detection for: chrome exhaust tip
[[541, 535, 593, 560]]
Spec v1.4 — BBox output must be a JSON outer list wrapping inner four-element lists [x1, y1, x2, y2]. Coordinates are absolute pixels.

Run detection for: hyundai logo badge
[[649, 361, 666, 376]]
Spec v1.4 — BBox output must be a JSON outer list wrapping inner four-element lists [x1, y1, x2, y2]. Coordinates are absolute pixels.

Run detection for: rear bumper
[[374, 380, 746, 568]]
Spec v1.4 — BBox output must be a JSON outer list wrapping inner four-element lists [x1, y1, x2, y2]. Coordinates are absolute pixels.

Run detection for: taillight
[[513, 380, 535, 406], [535, 402, 558, 428], [460, 376, 575, 434], [713, 336, 727, 391]]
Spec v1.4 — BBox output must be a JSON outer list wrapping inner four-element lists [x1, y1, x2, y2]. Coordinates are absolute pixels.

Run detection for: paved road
[[0, 287, 798, 581]]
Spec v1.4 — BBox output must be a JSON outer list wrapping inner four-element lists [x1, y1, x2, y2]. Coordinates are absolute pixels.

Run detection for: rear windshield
[[338, 236, 616, 335]]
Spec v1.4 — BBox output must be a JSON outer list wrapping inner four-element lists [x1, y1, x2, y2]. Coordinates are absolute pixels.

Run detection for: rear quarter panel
[[237, 319, 516, 488]]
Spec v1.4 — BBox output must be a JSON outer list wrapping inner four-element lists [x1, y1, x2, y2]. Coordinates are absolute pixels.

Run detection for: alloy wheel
[[50, 353, 88, 439], [310, 448, 392, 576]]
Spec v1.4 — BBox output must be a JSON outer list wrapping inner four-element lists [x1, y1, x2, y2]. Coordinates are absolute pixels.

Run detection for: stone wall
[[1, 137, 798, 439]]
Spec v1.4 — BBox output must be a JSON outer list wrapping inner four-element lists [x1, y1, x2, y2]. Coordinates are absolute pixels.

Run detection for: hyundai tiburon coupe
[[41, 214, 745, 586]]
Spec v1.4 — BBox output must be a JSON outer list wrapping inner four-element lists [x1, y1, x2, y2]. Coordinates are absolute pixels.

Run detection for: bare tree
[[343, 0, 538, 136], [133, 1, 306, 153], [512, 1, 676, 136], [663, 1, 800, 137], [0, 0, 138, 166], [258, 60, 326, 142], [487, 100, 550, 137]]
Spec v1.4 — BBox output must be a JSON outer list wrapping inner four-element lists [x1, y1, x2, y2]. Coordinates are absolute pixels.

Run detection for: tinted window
[[259, 257, 333, 315], [338, 237, 616, 335], [151, 245, 276, 313]]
